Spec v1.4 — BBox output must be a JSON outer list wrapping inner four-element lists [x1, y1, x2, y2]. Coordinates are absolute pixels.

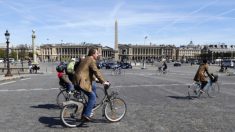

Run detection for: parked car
[[174, 62, 181, 67], [96, 62, 103, 69], [106, 62, 120, 69], [120, 63, 132, 69], [9, 58, 15, 64], [0, 58, 3, 63]]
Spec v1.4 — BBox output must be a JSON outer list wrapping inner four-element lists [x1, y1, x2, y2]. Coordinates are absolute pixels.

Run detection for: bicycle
[[111, 67, 123, 75], [60, 83, 127, 128], [56, 84, 105, 108], [188, 74, 220, 99], [157, 67, 167, 75]]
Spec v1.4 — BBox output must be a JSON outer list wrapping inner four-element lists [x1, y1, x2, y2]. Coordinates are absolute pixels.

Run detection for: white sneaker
[[90, 110, 94, 117], [68, 91, 73, 94]]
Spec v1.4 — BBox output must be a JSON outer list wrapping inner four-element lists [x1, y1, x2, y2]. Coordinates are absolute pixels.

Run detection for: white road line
[[16, 89, 27, 91], [110, 83, 190, 88], [0, 87, 59, 92], [0, 83, 235, 94], [0, 81, 16, 85], [20, 78, 31, 81]]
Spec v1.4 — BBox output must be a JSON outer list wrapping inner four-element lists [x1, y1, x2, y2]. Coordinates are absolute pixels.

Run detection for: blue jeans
[[81, 82, 97, 117], [66, 83, 74, 91], [201, 79, 212, 90], [203, 79, 212, 90]]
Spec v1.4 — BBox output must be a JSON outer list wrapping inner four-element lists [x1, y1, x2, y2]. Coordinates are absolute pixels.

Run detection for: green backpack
[[66, 61, 75, 74]]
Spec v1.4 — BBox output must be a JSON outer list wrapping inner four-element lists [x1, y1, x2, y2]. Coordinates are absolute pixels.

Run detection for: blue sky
[[0, 0, 235, 48]]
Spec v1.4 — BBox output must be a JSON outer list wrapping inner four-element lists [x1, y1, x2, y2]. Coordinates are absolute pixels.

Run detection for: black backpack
[[73, 61, 81, 72]]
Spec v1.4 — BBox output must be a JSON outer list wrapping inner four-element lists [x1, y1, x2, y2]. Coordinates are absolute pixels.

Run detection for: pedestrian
[[28, 59, 32, 73]]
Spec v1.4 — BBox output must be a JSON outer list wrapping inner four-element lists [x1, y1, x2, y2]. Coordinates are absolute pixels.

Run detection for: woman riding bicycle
[[193, 59, 213, 93]]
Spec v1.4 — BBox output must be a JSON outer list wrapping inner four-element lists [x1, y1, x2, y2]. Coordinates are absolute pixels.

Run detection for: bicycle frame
[[64, 85, 117, 114], [188, 77, 219, 99]]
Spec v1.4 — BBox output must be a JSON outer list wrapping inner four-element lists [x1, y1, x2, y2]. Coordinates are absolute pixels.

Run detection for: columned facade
[[119, 44, 177, 62], [40, 43, 102, 62]]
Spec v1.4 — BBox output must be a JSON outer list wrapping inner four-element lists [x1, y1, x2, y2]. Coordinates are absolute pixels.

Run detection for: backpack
[[66, 61, 75, 74], [73, 61, 81, 72]]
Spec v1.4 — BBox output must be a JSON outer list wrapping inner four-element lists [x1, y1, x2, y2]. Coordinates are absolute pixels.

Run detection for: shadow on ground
[[30, 104, 60, 110], [167, 96, 194, 100], [39, 116, 109, 128], [38, 116, 64, 128]]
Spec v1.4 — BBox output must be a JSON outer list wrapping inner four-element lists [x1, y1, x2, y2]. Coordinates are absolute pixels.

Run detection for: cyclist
[[157, 61, 162, 72], [73, 48, 110, 122], [56, 64, 74, 94], [162, 61, 167, 73], [193, 59, 213, 93]]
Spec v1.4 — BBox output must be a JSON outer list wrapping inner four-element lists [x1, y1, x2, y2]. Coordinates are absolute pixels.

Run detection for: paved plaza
[[0, 62, 235, 132]]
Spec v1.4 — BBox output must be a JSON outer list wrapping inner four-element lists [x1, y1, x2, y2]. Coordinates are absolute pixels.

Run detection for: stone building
[[40, 43, 178, 62], [118, 44, 177, 62], [40, 43, 104, 61], [201, 43, 235, 61], [177, 41, 202, 61]]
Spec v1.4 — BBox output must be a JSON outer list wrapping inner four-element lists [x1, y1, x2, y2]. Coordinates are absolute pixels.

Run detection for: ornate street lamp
[[5, 30, 13, 77]]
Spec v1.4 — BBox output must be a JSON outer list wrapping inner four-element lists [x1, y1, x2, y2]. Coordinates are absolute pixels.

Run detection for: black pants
[[200, 81, 208, 90]]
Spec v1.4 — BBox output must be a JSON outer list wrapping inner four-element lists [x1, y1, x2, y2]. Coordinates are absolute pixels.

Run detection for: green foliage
[[0, 49, 5, 58], [10, 51, 17, 59]]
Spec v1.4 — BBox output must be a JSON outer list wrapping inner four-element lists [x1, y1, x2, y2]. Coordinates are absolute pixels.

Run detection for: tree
[[0, 49, 5, 58], [10, 51, 17, 59], [16, 44, 30, 60]]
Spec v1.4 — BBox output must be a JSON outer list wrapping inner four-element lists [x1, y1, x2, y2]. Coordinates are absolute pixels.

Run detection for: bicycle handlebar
[[104, 83, 111, 89]]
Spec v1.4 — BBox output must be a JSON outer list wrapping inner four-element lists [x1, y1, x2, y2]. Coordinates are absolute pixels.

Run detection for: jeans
[[80, 82, 97, 117], [66, 83, 74, 91], [200, 79, 212, 90]]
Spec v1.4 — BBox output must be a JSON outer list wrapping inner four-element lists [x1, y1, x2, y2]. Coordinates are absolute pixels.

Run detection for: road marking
[[16, 89, 27, 91], [0, 81, 16, 85], [0, 83, 235, 96], [113, 83, 189, 88], [0, 87, 59, 92], [20, 78, 31, 81]]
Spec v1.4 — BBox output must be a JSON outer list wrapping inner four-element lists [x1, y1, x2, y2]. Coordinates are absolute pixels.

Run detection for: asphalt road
[[0, 63, 235, 132]]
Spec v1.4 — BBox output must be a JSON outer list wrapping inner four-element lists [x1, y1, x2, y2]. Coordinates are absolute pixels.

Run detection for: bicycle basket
[[211, 74, 218, 83]]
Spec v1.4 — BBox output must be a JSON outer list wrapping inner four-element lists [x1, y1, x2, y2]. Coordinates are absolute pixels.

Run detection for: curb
[[0, 72, 44, 82], [0, 75, 25, 82]]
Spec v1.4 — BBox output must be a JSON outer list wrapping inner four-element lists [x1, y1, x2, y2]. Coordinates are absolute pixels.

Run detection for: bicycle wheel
[[57, 90, 70, 108], [111, 70, 115, 75], [60, 103, 84, 128], [207, 82, 220, 97], [188, 83, 201, 99], [104, 98, 127, 122], [118, 69, 121, 75]]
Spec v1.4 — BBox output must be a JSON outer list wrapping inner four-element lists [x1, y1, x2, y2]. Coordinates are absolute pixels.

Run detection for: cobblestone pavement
[[0, 63, 234, 132]]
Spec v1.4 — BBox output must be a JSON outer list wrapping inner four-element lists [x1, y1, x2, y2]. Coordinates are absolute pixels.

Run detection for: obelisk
[[32, 30, 37, 63], [114, 20, 119, 61]]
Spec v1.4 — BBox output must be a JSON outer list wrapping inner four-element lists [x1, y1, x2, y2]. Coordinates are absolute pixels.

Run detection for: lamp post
[[5, 30, 12, 77]]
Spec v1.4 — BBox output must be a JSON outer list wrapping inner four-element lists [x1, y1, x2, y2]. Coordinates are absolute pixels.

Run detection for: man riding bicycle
[[73, 48, 110, 122], [193, 59, 213, 93]]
